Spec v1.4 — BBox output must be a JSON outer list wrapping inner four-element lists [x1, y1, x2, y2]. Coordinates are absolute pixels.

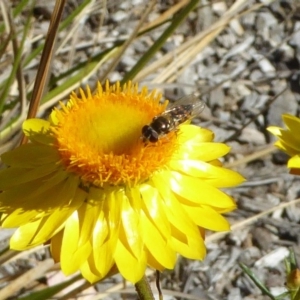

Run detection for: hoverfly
[[142, 94, 205, 143]]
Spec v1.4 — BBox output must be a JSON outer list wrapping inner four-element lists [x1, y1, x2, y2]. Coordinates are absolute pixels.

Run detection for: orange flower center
[[51, 81, 178, 187]]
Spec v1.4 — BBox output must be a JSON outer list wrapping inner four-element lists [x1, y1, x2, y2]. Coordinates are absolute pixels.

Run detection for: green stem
[[135, 276, 155, 300]]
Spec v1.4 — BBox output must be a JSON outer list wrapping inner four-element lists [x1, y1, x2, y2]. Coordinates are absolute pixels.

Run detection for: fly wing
[[166, 94, 205, 118]]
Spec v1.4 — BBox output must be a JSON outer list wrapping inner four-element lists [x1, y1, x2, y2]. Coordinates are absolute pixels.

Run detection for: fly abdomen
[[168, 106, 193, 124]]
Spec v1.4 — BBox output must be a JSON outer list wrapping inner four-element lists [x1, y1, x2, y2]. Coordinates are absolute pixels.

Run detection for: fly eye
[[149, 132, 159, 143], [142, 125, 150, 134], [142, 125, 158, 142]]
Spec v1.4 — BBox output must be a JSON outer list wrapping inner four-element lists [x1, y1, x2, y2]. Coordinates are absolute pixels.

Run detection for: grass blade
[[121, 0, 200, 83], [239, 263, 276, 299]]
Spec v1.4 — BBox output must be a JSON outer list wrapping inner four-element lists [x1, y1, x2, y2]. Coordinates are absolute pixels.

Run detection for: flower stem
[[135, 276, 155, 300]]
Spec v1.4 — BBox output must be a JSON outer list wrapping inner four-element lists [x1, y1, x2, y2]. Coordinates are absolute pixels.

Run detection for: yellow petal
[[146, 250, 166, 271], [183, 204, 231, 231], [158, 170, 236, 209], [288, 155, 300, 169], [50, 230, 63, 263], [9, 188, 84, 250], [169, 224, 206, 259], [152, 177, 205, 259], [2, 209, 43, 227], [141, 213, 176, 269], [115, 239, 147, 283], [0, 173, 78, 211], [119, 191, 144, 259], [1, 144, 60, 167], [77, 199, 102, 248], [23, 119, 50, 134], [0, 163, 59, 190], [92, 235, 115, 279], [61, 211, 91, 275], [151, 175, 202, 239], [268, 126, 300, 152], [80, 260, 102, 283], [267, 126, 282, 137], [274, 140, 299, 157], [178, 125, 214, 143], [10, 211, 67, 250], [139, 183, 171, 239], [92, 191, 120, 277], [169, 160, 245, 187], [282, 114, 300, 132], [23, 119, 54, 145], [175, 142, 230, 161]]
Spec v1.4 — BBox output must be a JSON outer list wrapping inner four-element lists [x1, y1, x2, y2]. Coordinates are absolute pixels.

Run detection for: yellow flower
[[0, 81, 244, 283], [268, 114, 300, 175]]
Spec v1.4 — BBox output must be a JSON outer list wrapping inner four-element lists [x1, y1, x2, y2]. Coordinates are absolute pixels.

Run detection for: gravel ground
[[2, 0, 300, 299]]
